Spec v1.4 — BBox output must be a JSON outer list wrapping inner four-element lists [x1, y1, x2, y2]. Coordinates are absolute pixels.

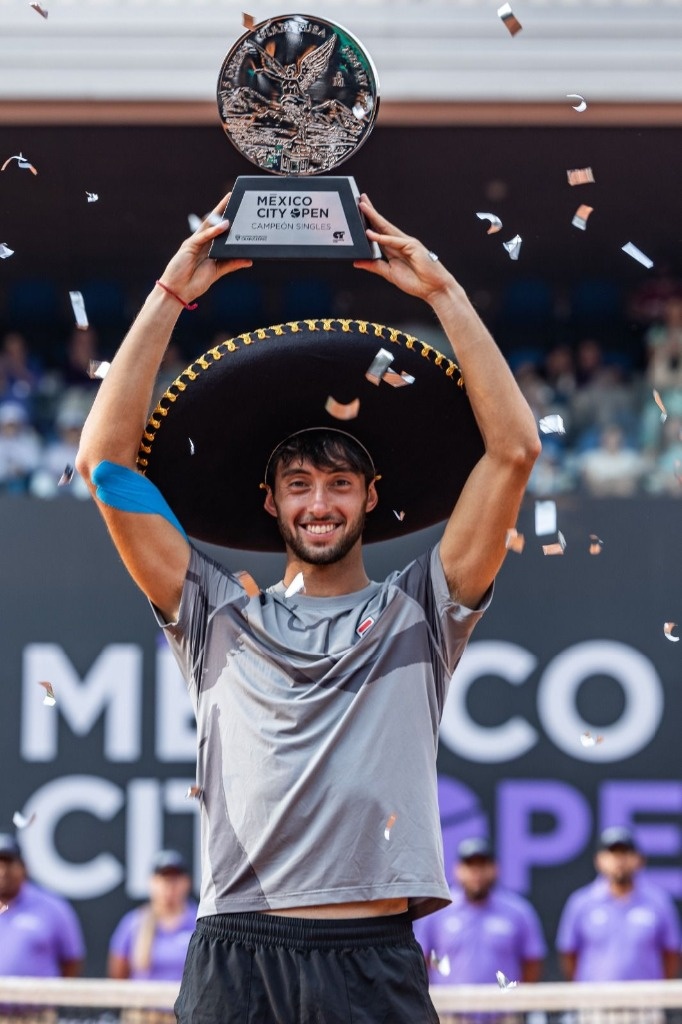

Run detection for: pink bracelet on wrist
[[155, 280, 198, 311]]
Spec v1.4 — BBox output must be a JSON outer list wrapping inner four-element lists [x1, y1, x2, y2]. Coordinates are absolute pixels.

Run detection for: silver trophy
[[210, 14, 381, 260]]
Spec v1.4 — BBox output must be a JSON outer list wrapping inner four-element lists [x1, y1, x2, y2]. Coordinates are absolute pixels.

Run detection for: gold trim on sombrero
[[136, 319, 463, 473]]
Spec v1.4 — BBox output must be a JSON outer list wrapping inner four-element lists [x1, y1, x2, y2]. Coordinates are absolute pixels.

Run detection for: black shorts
[[175, 911, 439, 1024]]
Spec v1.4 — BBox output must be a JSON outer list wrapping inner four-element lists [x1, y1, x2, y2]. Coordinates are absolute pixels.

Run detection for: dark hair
[[266, 429, 376, 489]]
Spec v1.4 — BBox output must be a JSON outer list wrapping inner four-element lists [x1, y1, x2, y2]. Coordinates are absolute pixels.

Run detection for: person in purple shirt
[[108, 849, 197, 981], [413, 837, 546, 986], [557, 826, 681, 982], [0, 832, 85, 977]]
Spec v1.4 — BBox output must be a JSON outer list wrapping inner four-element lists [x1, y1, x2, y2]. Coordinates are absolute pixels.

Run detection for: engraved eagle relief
[[219, 28, 370, 175]]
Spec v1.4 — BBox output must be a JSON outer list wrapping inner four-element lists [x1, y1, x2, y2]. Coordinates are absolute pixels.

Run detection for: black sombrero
[[138, 319, 484, 551]]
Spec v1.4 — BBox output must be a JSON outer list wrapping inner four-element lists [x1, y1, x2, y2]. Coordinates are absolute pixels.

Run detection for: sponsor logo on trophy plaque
[[210, 14, 381, 260]]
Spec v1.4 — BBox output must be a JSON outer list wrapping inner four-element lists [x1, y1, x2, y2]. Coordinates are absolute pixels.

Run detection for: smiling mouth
[[301, 523, 339, 535]]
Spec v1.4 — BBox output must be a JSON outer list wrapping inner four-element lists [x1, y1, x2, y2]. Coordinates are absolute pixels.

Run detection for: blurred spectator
[[54, 327, 101, 427], [544, 343, 577, 408], [413, 837, 546, 986], [0, 832, 85, 977], [629, 264, 682, 327], [0, 401, 42, 493], [557, 827, 680, 981], [644, 415, 682, 496], [645, 297, 682, 393], [107, 849, 196, 981], [29, 407, 90, 500], [0, 330, 42, 408], [571, 341, 638, 442], [526, 441, 576, 497], [578, 424, 648, 497], [511, 355, 555, 423]]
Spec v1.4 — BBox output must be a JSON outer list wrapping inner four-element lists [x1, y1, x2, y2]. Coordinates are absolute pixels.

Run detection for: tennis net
[[2, 978, 682, 1023]]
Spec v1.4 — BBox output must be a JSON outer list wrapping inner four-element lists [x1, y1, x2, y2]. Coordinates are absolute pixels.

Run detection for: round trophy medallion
[[217, 13, 380, 176]]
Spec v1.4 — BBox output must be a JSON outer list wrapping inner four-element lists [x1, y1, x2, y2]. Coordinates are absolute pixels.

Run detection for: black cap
[[151, 849, 189, 875], [457, 837, 494, 862], [0, 833, 22, 860], [598, 826, 638, 852]]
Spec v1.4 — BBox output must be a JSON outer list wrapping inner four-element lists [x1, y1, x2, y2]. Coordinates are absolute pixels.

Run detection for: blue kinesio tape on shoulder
[[92, 460, 188, 539]]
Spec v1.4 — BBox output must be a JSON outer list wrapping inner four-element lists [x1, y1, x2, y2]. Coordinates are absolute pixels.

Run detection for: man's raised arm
[[355, 195, 541, 609], [76, 197, 252, 621]]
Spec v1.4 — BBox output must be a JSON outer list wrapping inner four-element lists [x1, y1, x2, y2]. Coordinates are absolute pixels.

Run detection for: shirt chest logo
[[356, 616, 375, 638]]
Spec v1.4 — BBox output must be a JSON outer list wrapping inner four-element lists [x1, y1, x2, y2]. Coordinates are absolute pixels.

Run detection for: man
[[557, 826, 681, 981], [0, 832, 85, 977], [413, 837, 546, 985], [76, 195, 540, 1022]]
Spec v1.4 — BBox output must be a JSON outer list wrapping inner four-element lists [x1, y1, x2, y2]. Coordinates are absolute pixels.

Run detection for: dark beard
[[276, 509, 366, 565]]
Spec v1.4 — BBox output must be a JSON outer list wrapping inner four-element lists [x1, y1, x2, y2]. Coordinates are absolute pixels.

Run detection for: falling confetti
[[476, 212, 503, 235], [385, 370, 415, 388], [539, 414, 565, 435], [242, 11, 255, 27], [653, 389, 668, 422], [535, 499, 557, 536], [496, 971, 518, 989], [429, 951, 452, 977], [384, 813, 397, 840], [505, 528, 525, 554], [567, 93, 587, 112], [69, 291, 89, 330], [542, 531, 566, 556], [85, 192, 99, 203], [88, 360, 110, 380], [1, 153, 38, 175], [284, 572, 305, 599], [664, 622, 679, 643], [188, 437, 195, 455], [325, 396, 360, 420], [29, 1, 48, 16], [0, 244, 14, 259], [572, 204, 594, 231], [58, 465, 74, 487], [0, 903, 7, 914], [567, 167, 595, 186], [365, 348, 394, 386], [12, 811, 36, 831], [497, 2, 522, 35], [352, 102, 369, 121], [622, 242, 654, 270], [580, 731, 604, 747], [39, 681, 56, 706], [185, 786, 202, 800], [188, 214, 202, 233], [393, 510, 405, 521], [235, 570, 261, 598], [589, 534, 603, 555], [503, 235, 522, 260]]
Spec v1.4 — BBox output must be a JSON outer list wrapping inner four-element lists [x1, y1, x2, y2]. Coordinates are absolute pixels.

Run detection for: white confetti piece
[[365, 348, 394, 386], [69, 291, 89, 330], [567, 93, 587, 112], [1, 153, 37, 175], [39, 681, 56, 706], [539, 414, 565, 435], [476, 212, 503, 235], [393, 510, 405, 522], [352, 103, 368, 121], [572, 204, 594, 231], [284, 572, 305, 599], [503, 234, 522, 260], [58, 465, 74, 487], [384, 813, 397, 841], [497, 2, 522, 34], [0, 243, 14, 259], [88, 360, 110, 380], [86, 192, 99, 203], [188, 214, 202, 233], [580, 731, 604, 747], [325, 395, 360, 420], [496, 970, 518, 989], [429, 951, 451, 977], [12, 811, 35, 830], [622, 242, 653, 270], [653, 389, 668, 422], [534, 499, 556, 537], [664, 622, 679, 642], [567, 167, 594, 186], [189, 437, 195, 455], [185, 786, 202, 800]]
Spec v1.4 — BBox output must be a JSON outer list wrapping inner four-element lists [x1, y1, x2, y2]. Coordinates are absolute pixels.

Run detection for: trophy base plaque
[[210, 176, 381, 261]]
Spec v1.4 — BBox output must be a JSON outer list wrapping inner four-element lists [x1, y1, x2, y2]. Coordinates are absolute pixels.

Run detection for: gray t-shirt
[[157, 544, 490, 921]]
